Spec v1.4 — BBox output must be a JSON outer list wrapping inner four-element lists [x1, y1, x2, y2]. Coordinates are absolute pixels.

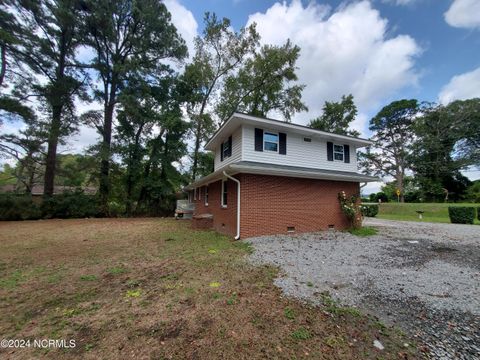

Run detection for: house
[[185, 112, 377, 239], [0, 184, 97, 203]]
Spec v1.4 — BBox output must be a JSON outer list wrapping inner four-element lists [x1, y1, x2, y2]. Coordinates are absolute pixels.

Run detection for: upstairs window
[[223, 139, 230, 159], [264, 132, 279, 152], [334, 144, 344, 161], [221, 136, 232, 161]]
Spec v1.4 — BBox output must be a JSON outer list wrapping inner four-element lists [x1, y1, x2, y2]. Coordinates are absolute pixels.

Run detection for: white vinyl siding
[[214, 126, 242, 171], [242, 125, 357, 172]]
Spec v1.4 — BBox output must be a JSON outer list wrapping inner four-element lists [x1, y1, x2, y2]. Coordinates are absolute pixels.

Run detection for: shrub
[[0, 195, 41, 220], [41, 191, 98, 219], [361, 204, 379, 217], [448, 206, 475, 224]]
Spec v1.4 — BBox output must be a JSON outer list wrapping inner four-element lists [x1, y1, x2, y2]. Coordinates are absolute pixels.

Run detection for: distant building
[[0, 184, 97, 196]]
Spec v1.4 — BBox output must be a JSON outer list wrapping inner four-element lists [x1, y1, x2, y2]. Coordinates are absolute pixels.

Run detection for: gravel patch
[[246, 218, 480, 359]]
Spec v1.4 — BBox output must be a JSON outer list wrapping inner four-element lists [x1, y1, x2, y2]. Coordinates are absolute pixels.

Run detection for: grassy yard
[[372, 202, 480, 224], [0, 218, 417, 359]]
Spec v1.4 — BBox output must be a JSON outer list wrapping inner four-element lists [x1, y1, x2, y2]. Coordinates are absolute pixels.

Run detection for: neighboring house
[[0, 184, 97, 197], [185, 112, 377, 239]]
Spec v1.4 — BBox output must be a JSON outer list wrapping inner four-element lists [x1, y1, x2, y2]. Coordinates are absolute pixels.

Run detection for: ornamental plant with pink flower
[[338, 191, 361, 229]]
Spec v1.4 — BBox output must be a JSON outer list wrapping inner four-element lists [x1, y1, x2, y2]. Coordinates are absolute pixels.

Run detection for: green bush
[[0, 195, 41, 220], [41, 191, 98, 219], [361, 204, 379, 217], [448, 206, 475, 224]]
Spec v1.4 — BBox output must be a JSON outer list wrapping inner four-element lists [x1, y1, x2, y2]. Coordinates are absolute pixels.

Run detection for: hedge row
[[0, 192, 98, 221], [448, 206, 477, 224], [361, 204, 379, 217]]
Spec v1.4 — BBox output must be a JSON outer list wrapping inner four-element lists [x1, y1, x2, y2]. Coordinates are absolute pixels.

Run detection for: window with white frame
[[221, 180, 228, 207], [194, 188, 197, 200], [204, 186, 209, 206], [333, 144, 344, 161], [264, 132, 279, 152]]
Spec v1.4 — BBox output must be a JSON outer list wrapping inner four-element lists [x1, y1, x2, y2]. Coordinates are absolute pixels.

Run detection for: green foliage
[[0, 195, 41, 220], [55, 154, 97, 188], [308, 94, 359, 136], [410, 101, 478, 202], [284, 307, 295, 320], [84, 0, 188, 211], [183, 12, 259, 180], [362, 99, 419, 202], [80, 275, 98, 282], [465, 181, 480, 203], [448, 207, 475, 224], [361, 205, 378, 217], [41, 191, 98, 219], [216, 40, 307, 122], [348, 226, 378, 237], [291, 327, 311, 340], [369, 192, 388, 203], [338, 191, 360, 221]]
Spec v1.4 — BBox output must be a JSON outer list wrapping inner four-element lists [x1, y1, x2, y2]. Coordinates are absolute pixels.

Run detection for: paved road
[[246, 218, 480, 359]]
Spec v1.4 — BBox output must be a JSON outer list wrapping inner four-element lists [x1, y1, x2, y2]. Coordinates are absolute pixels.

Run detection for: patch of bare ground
[[0, 218, 418, 359]]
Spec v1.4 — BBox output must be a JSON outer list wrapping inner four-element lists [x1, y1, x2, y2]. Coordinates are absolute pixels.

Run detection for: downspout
[[223, 171, 241, 240]]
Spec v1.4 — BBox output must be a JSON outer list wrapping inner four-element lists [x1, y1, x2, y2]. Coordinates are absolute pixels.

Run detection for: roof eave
[[230, 163, 379, 183]]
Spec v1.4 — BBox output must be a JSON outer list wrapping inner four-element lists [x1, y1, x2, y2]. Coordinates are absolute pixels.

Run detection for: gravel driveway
[[246, 218, 480, 359]]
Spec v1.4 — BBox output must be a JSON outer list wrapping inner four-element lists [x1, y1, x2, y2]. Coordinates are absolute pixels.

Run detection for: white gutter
[[223, 171, 241, 240]]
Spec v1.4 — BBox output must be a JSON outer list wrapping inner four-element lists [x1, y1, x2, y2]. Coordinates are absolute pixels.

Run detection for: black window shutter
[[220, 142, 224, 161], [344, 144, 350, 163], [327, 142, 333, 161], [254, 128, 263, 152], [228, 136, 232, 157], [279, 132, 287, 155]]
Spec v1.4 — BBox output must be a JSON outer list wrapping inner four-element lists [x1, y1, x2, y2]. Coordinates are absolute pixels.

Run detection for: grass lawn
[[371, 202, 480, 224], [0, 218, 417, 359]]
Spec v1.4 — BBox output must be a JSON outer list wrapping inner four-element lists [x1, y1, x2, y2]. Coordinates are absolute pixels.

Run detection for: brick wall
[[192, 173, 359, 239], [192, 177, 238, 237], [239, 174, 359, 238]]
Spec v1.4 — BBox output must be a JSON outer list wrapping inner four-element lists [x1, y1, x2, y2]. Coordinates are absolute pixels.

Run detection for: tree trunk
[[43, 105, 62, 197], [43, 30, 68, 197], [99, 100, 114, 215], [191, 121, 202, 181], [0, 43, 6, 87], [396, 171, 405, 203]]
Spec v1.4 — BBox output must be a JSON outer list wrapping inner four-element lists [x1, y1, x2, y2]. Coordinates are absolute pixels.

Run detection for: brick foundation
[[191, 174, 359, 238]]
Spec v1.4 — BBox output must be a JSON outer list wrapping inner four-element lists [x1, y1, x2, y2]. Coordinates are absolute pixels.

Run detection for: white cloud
[[246, 0, 421, 134], [438, 66, 480, 104], [444, 0, 480, 29], [164, 0, 198, 57], [382, 0, 417, 5], [361, 181, 384, 195]]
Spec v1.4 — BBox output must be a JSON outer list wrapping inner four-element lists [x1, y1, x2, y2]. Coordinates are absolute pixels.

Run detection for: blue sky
[[180, 0, 479, 106], [166, 0, 480, 191]]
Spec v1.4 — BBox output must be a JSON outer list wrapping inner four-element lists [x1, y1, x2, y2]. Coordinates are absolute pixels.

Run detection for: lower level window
[[221, 180, 228, 207], [204, 186, 209, 206]]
